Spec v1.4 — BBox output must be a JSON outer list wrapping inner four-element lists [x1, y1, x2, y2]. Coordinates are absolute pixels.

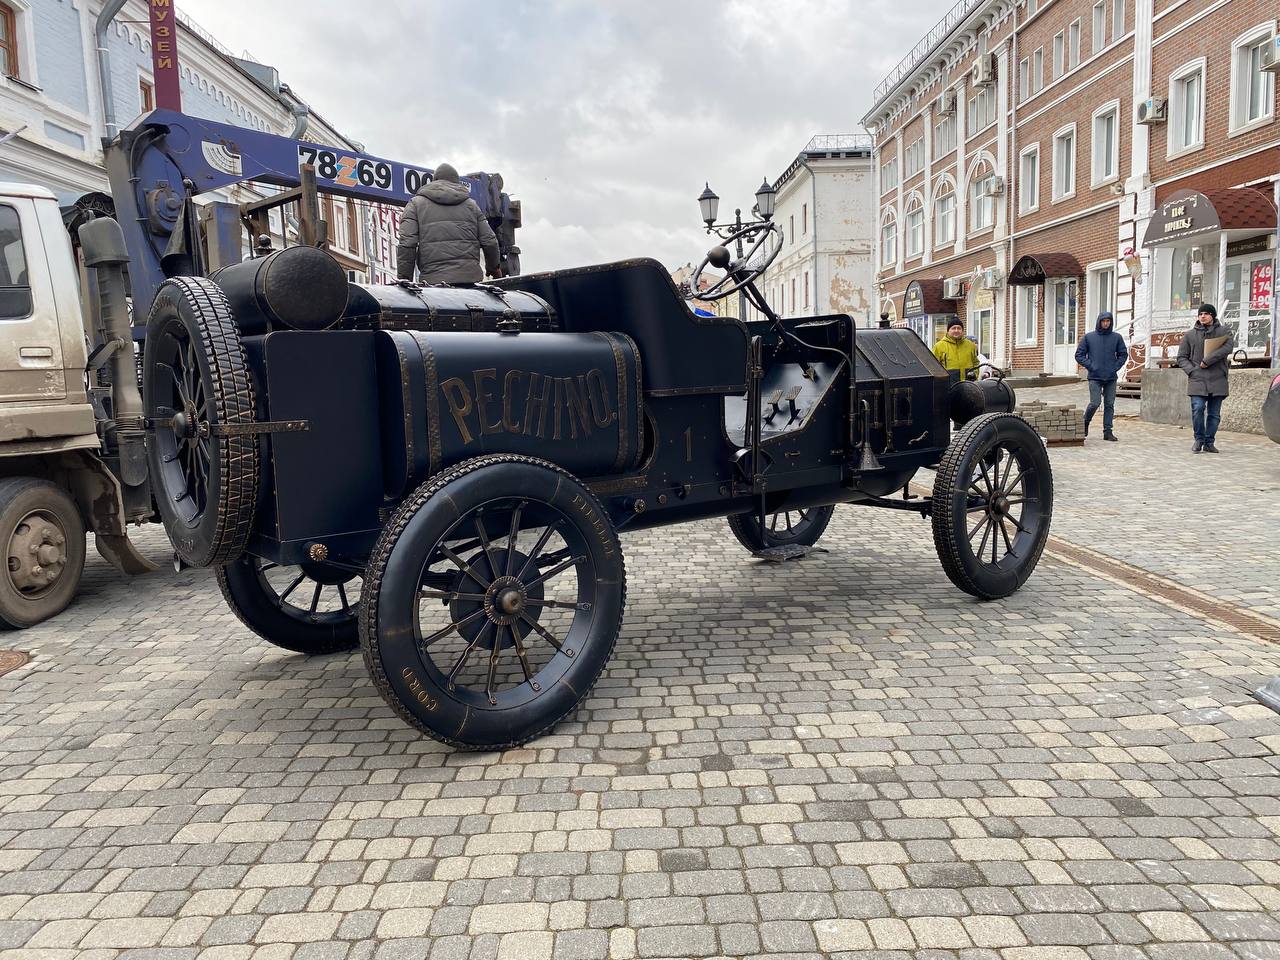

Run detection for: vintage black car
[[143, 221, 1052, 749]]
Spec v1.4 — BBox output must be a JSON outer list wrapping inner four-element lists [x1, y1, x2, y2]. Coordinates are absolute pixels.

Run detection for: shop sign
[[1227, 235, 1272, 259], [1008, 257, 1046, 285], [1143, 193, 1221, 246], [1252, 262, 1274, 311], [904, 281, 925, 317]]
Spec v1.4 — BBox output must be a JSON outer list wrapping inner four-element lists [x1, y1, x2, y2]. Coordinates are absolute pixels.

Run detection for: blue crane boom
[[103, 108, 521, 316]]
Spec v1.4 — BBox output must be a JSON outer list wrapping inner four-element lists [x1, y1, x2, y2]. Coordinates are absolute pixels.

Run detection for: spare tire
[[143, 277, 259, 567]]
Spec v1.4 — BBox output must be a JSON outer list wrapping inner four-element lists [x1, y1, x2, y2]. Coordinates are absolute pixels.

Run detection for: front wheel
[[728, 504, 835, 554], [217, 555, 361, 655], [932, 413, 1052, 599], [360, 455, 625, 750]]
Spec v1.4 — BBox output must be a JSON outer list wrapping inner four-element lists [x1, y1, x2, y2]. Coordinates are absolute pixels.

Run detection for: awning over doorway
[[903, 278, 959, 317], [1008, 253, 1083, 285], [1142, 188, 1277, 247]]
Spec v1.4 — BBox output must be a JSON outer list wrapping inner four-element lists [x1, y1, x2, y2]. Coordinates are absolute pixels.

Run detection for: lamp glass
[[698, 183, 719, 225], [755, 178, 777, 220]]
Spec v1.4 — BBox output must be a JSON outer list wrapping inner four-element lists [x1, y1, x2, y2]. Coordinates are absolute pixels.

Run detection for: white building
[[760, 135, 876, 323]]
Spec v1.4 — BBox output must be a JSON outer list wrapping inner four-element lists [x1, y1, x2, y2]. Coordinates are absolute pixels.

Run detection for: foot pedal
[[752, 544, 825, 562]]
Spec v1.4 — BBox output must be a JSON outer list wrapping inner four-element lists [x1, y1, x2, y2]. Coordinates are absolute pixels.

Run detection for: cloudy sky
[[182, 0, 953, 273]]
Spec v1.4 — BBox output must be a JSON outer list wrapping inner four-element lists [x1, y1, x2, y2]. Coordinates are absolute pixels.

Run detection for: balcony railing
[[872, 0, 988, 107]]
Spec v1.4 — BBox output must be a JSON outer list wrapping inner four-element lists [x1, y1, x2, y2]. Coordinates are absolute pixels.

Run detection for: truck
[[0, 109, 522, 628]]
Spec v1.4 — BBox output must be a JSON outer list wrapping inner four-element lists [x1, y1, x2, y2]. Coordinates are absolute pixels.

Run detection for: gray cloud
[[181, 0, 953, 272]]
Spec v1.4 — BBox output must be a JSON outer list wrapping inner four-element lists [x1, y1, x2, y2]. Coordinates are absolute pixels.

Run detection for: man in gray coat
[[396, 163, 501, 285], [1175, 303, 1233, 453]]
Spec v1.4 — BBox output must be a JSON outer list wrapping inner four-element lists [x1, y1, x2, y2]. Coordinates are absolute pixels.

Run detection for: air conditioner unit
[[979, 176, 1005, 198], [1261, 33, 1280, 73], [943, 278, 965, 299], [1136, 96, 1167, 125], [939, 90, 958, 115], [972, 54, 997, 87], [980, 267, 1003, 290]]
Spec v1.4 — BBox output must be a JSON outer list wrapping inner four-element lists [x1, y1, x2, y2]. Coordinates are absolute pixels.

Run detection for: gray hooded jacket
[[1175, 319, 1233, 397], [396, 177, 500, 284]]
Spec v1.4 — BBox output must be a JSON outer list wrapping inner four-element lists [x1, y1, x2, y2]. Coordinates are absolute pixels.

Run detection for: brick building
[[863, 0, 1278, 374]]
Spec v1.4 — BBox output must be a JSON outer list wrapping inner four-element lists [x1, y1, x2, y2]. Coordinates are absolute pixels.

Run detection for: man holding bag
[[1175, 303, 1233, 453]]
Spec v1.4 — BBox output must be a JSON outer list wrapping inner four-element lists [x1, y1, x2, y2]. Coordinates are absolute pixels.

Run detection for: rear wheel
[[217, 555, 360, 655], [0, 479, 86, 628], [360, 455, 625, 750], [728, 504, 835, 554], [931, 413, 1052, 599]]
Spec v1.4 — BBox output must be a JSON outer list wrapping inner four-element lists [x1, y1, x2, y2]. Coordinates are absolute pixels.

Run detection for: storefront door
[[1223, 254, 1274, 354], [972, 308, 993, 358], [1048, 279, 1079, 375]]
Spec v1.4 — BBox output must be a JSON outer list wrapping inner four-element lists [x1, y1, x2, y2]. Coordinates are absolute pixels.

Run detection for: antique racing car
[[140, 218, 1053, 749]]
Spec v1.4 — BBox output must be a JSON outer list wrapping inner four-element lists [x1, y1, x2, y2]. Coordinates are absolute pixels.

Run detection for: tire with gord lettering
[[359, 455, 625, 750]]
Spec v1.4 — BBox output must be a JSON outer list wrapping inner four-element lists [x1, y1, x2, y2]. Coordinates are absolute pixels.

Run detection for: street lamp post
[[698, 179, 777, 322]]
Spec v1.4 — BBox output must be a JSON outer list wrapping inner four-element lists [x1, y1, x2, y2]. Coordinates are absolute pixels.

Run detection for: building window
[[1053, 32, 1065, 79], [789, 215, 794, 244], [1053, 125, 1076, 201], [881, 158, 898, 191], [1089, 264, 1116, 320], [802, 203, 807, 234], [905, 200, 924, 258], [934, 185, 956, 246], [1169, 61, 1205, 155], [934, 113, 957, 155], [1032, 48, 1044, 92], [1091, 102, 1119, 185], [140, 78, 155, 113], [346, 200, 359, 256], [969, 171, 995, 232], [1093, 1, 1106, 53], [1068, 19, 1081, 70], [880, 216, 897, 267], [904, 138, 924, 178], [1019, 145, 1040, 213], [1231, 26, 1276, 132], [1027, 0, 1038, 16], [0, 5, 18, 79], [1170, 247, 1195, 311], [967, 86, 995, 133], [1019, 58, 1029, 102], [1016, 285, 1038, 344], [1112, 0, 1125, 38], [791, 278, 797, 312], [803, 271, 810, 308]]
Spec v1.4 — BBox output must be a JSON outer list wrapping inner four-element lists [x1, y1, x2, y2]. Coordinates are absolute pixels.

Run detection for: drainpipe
[[799, 158, 819, 316], [279, 83, 310, 139], [1271, 179, 1279, 369], [1005, 28, 1019, 371], [95, 0, 129, 143]]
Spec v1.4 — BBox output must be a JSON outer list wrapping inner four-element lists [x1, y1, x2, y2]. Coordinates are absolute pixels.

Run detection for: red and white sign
[[1251, 261, 1274, 311], [148, 0, 182, 111]]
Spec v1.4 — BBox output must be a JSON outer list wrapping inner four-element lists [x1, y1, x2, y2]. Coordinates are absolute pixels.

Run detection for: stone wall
[[1141, 367, 1278, 436]]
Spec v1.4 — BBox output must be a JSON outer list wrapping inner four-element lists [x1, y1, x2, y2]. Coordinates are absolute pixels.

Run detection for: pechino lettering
[[441, 368, 615, 445]]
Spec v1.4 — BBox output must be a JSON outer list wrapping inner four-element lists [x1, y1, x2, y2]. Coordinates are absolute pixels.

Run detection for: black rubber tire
[[932, 412, 1053, 600], [143, 277, 259, 568], [217, 555, 360, 655], [728, 504, 835, 553], [360, 455, 625, 750], [0, 478, 86, 629]]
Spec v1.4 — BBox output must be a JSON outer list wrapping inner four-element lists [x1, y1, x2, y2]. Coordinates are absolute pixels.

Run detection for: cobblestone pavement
[[2, 420, 1280, 959]]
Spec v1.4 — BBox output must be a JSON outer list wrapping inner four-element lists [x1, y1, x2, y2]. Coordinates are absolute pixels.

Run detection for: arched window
[[933, 181, 956, 247], [905, 197, 925, 259], [969, 163, 995, 232], [880, 212, 898, 267]]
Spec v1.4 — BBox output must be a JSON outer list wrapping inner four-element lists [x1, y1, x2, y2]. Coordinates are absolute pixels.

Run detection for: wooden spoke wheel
[[728, 504, 835, 554], [360, 455, 625, 750], [143, 278, 258, 568], [217, 555, 361, 655], [932, 412, 1052, 599]]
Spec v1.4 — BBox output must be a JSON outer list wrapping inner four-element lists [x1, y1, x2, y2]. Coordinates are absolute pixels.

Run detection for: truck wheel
[[217, 555, 360, 655], [360, 455, 625, 750], [0, 478, 86, 628], [143, 277, 259, 568], [932, 412, 1052, 600], [728, 504, 835, 554]]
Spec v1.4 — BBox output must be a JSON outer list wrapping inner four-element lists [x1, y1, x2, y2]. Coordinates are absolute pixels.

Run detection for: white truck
[[0, 182, 155, 627]]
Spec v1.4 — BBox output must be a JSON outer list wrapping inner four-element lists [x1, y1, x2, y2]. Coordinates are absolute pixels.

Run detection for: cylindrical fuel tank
[[950, 377, 1017, 426], [375, 329, 645, 498], [211, 246, 349, 334]]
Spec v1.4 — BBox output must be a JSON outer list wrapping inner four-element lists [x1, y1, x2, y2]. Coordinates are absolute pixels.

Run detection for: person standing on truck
[[1074, 310, 1128, 442], [396, 162, 501, 285], [1176, 303, 1233, 454], [933, 320, 980, 380]]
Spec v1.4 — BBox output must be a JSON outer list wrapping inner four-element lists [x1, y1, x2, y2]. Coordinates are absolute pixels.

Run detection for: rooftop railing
[[803, 134, 874, 153], [871, 0, 987, 107]]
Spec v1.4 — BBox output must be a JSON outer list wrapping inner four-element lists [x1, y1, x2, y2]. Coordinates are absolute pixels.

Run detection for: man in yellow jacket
[[933, 320, 980, 380]]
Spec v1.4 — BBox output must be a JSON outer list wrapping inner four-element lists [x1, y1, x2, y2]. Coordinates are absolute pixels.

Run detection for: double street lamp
[[697, 178, 778, 320]]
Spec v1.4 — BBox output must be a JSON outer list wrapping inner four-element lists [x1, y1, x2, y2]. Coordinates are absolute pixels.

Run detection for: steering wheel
[[687, 221, 782, 302]]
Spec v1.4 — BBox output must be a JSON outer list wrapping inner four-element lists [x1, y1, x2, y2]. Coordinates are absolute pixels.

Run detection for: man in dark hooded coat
[[396, 162, 501, 285], [1074, 310, 1128, 441]]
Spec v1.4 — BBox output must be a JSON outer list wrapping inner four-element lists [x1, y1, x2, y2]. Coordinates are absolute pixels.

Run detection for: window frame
[[881, 157, 899, 192], [1229, 22, 1277, 135], [880, 214, 898, 268], [968, 167, 995, 234], [904, 137, 925, 178], [1019, 143, 1040, 214], [933, 183, 957, 248], [1090, 100, 1120, 187], [1068, 19, 1081, 70], [1032, 48, 1044, 92], [802, 202, 808, 235], [1019, 57, 1030, 102], [1087, 261, 1117, 327], [1092, 0, 1106, 54], [1015, 284, 1038, 346], [1112, 0, 1125, 39], [803, 270, 810, 309], [1052, 31, 1065, 80], [0, 202, 33, 320], [0, 4, 18, 81], [905, 197, 925, 259], [934, 111, 957, 156], [1167, 58, 1206, 158], [1052, 123, 1077, 203]]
